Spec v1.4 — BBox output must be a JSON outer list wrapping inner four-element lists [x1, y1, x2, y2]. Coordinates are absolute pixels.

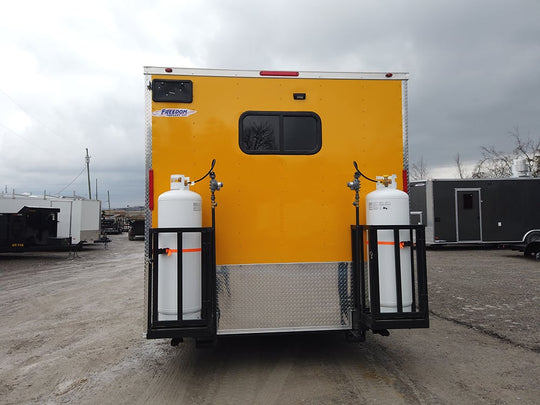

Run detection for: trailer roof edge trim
[[412, 177, 540, 183], [143, 66, 409, 80]]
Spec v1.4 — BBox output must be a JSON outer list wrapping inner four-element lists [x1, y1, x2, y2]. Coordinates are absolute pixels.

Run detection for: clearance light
[[402, 169, 408, 193], [260, 71, 299, 77], [385, 73, 393, 78], [165, 68, 173, 73], [149, 169, 154, 210]]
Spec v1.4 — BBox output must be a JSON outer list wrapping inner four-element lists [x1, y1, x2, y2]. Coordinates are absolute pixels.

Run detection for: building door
[[455, 189, 482, 241]]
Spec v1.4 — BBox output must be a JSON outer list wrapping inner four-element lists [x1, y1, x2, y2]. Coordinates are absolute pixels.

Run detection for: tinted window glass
[[283, 116, 319, 152], [239, 112, 321, 155], [240, 115, 280, 152], [463, 193, 473, 210]]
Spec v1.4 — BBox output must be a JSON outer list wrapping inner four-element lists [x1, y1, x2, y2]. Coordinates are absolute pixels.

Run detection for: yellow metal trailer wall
[[150, 74, 404, 265]]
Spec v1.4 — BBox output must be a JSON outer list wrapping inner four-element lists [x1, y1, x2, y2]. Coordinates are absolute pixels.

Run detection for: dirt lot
[[1, 235, 538, 404]]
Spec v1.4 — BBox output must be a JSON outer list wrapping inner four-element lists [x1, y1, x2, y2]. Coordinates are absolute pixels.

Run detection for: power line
[[0, 87, 69, 141], [55, 165, 87, 196], [0, 122, 54, 154]]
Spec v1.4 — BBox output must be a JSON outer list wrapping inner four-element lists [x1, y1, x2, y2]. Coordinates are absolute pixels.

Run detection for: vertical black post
[[360, 227, 366, 312], [200, 230, 207, 320], [213, 228, 217, 333], [354, 190, 361, 317], [351, 226, 360, 329], [176, 231, 183, 321], [393, 228, 403, 313], [416, 227, 429, 314], [151, 230, 159, 326], [369, 227, 381, 315], [409, 227, 417, 312]]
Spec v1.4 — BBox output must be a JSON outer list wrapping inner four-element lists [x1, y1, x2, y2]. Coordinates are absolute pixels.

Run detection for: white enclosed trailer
[[0, 193, 101, 245]]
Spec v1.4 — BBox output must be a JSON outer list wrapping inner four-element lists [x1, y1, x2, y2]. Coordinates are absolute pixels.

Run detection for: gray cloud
[[1, 0, 538, 206]]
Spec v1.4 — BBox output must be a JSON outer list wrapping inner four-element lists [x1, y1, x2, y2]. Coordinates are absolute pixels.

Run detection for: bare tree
[[510, 126, 540, 177], [240, 120, 277, 151], [471, 146, 513, 178], [454, 153, 466, 179], [410, 156, 430, 180], [472, 127, 539, 178]]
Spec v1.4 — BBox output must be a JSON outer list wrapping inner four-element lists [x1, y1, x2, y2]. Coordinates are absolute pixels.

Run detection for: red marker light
[[148, 169, 154, 210], [260, 71, 299, 77], [402, 169, 408, 193], [385, 73, 393, 78], [165, 68, 173, 73]]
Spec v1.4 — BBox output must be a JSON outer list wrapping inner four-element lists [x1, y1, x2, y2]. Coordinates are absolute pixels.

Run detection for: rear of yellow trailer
[[144, 68, 428, 342]]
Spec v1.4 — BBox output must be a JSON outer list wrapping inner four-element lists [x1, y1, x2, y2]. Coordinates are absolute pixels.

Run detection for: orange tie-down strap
[[366, 241, 407, 249], [165, 248, 202, 256]]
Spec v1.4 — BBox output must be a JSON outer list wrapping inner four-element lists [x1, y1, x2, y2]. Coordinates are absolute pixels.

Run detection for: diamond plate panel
[[143, 77, 152, 335], [216, 262, 353, 334]]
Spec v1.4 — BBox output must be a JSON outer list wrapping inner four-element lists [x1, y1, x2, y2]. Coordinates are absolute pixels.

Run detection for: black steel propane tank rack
[[351, 224, 429, 332], [146, 227, 216, 340]]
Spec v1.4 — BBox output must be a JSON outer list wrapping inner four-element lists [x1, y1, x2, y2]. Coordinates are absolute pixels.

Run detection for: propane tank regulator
[[190, 159, 223, 209], [347, 161, 377, 226], [209, 171, 223, 209]]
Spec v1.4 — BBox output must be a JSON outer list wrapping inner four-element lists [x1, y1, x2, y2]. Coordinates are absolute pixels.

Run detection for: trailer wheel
[[524, 232, 540, 257]]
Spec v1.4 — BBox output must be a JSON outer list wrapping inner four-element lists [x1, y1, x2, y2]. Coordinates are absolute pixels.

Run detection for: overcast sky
[[1, 0, 539, 207]]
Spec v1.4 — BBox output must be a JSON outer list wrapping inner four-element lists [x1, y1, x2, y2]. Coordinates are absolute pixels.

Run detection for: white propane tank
[[366, 174, 412, 313], [157, 174, 202, 321]]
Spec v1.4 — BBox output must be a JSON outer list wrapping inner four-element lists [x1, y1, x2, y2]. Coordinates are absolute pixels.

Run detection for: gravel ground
[[0, 235, 538, 404], [427, 247, 539, 351]]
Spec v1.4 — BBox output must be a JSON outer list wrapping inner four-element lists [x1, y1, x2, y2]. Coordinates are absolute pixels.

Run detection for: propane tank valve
[[379, 175, 391, 187], [209, 171, 223, 208], [376, 174, 397, 189]]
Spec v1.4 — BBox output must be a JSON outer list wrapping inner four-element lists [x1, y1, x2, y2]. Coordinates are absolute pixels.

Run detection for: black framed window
[[239, 111, 321, 155], [463, 193, 473, 210]]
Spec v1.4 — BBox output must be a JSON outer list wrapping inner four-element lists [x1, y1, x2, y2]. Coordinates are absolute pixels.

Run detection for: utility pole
[[107, 190, 111, 209], [95, 178, 98, 200], [86, 148, 92, 199]]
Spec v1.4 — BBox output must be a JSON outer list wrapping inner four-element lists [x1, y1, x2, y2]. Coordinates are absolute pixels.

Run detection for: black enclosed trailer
[[101, 215, 122, 235], [0, 206, 71, 253], [128, 218, 145, 240], [409, 178, 540, 256]]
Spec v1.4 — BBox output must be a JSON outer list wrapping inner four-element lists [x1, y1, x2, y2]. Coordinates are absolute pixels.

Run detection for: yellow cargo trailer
[[144, 67, 429, 344]]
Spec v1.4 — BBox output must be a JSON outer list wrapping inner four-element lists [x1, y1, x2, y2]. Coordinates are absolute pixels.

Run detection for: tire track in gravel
[[429, 310, 539, 352]]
